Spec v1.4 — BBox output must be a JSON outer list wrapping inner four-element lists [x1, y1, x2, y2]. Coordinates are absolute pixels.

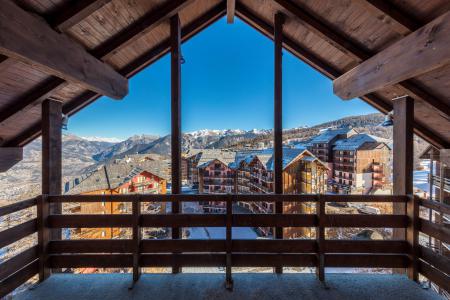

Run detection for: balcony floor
[[17, 273, 441, 300]]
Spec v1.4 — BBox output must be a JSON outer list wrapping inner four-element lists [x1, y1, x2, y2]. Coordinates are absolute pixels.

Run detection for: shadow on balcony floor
[[17, 273, 440, 300]]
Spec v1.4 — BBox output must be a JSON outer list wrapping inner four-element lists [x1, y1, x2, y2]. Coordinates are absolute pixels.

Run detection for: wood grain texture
[[334, 11, 450, 99], [0, 147, 23, 172], [0, 0, 127, 99]]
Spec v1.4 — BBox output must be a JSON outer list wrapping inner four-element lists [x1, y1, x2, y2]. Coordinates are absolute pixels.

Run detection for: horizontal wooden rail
[[0, 260, 39, 298], [418, 245, 450, 276], [233, 214, 316, 227], [142, 239, 226, 253], [142, 214, 226, 227], [418, 260, 450, 293], [0, 219, 37, 248], [48, 194, 318, 203], [321, 195, 407, 203], [0, 197, 37, 217], [419, 219, 450, 244], [325, 254, 409, 268], [232, 239, 316, 253], [48, 240, 133, 254], [0, 245, 38, 281], [47, 239, 413, 255], [48, 239, 320, 254], [418, 198, 450, 215], [47, 253, 409, 269], [324, 240, 409, 254], [323, 215, 408, 228], [48, 215, 133, 228], [48, 194, 405, 203]]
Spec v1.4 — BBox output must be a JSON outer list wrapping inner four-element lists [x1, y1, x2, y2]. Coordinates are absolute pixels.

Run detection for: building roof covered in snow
[[235, 148, 328, 171], [310, 127, 356, 143], [192, 149, 237, 169], [65, 159, 170, 195], [333, 134, 390, 151]]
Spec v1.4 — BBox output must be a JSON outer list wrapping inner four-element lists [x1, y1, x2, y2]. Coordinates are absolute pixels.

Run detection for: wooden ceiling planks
[[0, 0, 448, 148], [3, 0, 227, 147], [237, 0, 449, 148], [390, 0, 450, 24]]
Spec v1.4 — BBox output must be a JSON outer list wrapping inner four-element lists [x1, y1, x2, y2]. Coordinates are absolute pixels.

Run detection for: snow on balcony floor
[[17, 273, 441, 300]]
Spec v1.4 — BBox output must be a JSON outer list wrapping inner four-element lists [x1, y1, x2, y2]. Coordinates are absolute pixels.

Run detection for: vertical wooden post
[[132, 196, 141, 285], [316, 195, 325, 282], [392, 95, 417, 280], [41, 99, 62, 278], [170, 14, 182, 274], [37, 194, 50, 281], [225, 195, 233, 290], [274, 12, 284, 275]]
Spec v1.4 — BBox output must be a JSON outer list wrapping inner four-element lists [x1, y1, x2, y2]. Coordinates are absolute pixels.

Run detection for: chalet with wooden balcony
[[331, 134, 391, 194], [64, 159, 169, 239], [234, 148, 328, 237], [0, 0, 449, 299], [185, 149, 236, 188], [307, 127, 357, 171]]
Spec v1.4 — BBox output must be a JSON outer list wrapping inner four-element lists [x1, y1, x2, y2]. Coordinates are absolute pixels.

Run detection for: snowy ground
[[413, 160, 430, 196]]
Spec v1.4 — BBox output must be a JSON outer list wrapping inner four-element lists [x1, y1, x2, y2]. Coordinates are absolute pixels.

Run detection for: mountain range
[[0, 113, 428, 201]]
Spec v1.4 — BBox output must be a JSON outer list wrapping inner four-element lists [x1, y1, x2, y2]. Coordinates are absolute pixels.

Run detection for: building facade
[[65, 158, 169, 239], [331, 134, 391, 194], [308, 128, 357, 171]]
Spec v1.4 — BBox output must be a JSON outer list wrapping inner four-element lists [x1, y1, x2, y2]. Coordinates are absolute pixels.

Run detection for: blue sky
[[68, 17, 376, 140]]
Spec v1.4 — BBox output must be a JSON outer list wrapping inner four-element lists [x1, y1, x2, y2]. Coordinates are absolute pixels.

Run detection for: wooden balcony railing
[[0, 194, 449, 297]]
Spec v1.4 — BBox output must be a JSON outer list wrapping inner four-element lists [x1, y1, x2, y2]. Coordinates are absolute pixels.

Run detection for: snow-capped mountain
[[81, 136, 124, 143]]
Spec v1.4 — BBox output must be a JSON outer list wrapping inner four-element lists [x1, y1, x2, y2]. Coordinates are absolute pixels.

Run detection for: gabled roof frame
[[1, 0, 448, 149]]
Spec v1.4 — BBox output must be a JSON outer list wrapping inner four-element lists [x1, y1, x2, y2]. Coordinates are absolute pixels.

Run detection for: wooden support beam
[[316, 196, 325, 282], [227, 0, 236, 24], [334, 11, 450, 100], [225, 196, 233, 289], [3, 3, 226, 148], [0, 147, 23, 172], [235, 3, 449, 151], [132, 196, 141, 284], [358, 0, 421, 35], [274, 12, 284, 275], [41, 100, 62, 243], [170, 14, 182, 274], [272, 0, 449, 126], [0, 0, 127, 99], [0, 78, 66, 125], [37, 195, 50, 281], [47, 0, 113, 32], [392, 96, 415, 278], [274, 0, 370, 61], [91, 0, 193, 60], [120, 1, 226, 78]]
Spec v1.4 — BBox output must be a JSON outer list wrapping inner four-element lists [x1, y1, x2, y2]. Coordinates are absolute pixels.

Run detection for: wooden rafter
[[227, 0, 236, 24], [170, 14, 182, 274], [0, 0, 196, 129], [4, 2, 227, 147], [47, 0, 114, 32], [273, 12, 284, 274], [274, 0, 370, 61], [235, 2, 449, 149], [91, 0, 194, 60], [0, 2, 112, 126], [0, 148, 23, 172], [0, 0, 127, 99], [357, 0, 421, 35], [0, 77, 67, 124], [334, 11, 450, 102], [120, 1, 227, 79], [274, 0, 450, 128], [3, 1, 447, 150]]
